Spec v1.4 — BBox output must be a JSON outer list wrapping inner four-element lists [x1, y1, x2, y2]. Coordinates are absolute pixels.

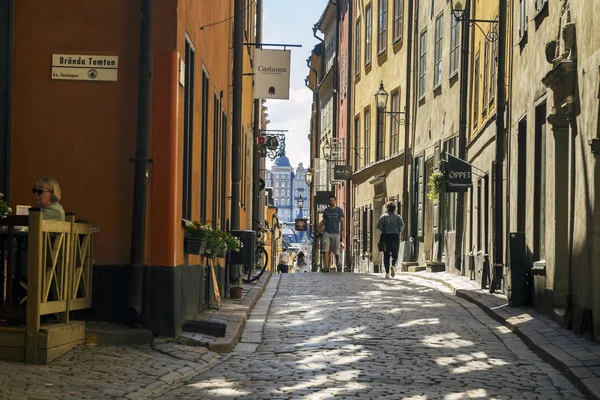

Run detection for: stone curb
[[123, 353, 234, 400], [207, 273, 272, 354], [404, 272, 600, 400]]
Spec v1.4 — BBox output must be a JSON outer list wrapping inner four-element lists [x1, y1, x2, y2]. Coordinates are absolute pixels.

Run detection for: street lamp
[[450, 0, 499, 42], [451, 0, 466, 21], [297, 195, 304, 209], [322, 139, 332, 161], [305, 170, 313, 185], [375, 81, 389, 110]]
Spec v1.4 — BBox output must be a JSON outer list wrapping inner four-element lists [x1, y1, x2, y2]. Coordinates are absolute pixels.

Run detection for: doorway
[[0, 1, 12, 198], [423, 158, 434, 262]]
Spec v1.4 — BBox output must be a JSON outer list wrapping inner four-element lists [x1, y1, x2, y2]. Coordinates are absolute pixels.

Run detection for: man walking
[[377, 201, 405, 278], [318, 195, 345, 272]]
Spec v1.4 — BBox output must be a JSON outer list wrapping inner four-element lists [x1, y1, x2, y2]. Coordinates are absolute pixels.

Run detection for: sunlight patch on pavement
[[444, 388, 488, 399], [397, 318, 440, 327], [421, 332, 474, 348], [436, 352, 509, 374]]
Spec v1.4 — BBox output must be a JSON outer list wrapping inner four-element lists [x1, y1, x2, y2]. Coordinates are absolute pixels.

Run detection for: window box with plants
[[183, 220, 243, 258], [427, 170, 445, 201]]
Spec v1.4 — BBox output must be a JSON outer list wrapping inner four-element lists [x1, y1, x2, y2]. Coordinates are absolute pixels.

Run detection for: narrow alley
[[159, 273, 585, 399]]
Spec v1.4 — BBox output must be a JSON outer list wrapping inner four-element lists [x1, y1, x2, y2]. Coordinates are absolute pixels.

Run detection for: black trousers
[[380, 233, 400, 274]]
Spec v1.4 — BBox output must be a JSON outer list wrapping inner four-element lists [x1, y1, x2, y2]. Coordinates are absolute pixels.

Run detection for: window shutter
[[417, 156, 425, 238], [432, 142, 441, 234]]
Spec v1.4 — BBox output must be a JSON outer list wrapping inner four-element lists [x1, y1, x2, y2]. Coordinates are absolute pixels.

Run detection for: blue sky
[[262, 0, 324, 170]]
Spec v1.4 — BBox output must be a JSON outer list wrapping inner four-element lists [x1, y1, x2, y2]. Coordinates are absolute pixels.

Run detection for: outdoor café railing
[[0, 209, 95, 362]]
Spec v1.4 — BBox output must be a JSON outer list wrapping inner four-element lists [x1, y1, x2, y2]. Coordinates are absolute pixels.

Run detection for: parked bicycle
[[243, 223, 271, 283]]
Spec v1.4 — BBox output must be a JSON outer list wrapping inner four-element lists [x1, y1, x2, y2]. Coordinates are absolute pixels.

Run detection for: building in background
[[266, 157, 309, 224]]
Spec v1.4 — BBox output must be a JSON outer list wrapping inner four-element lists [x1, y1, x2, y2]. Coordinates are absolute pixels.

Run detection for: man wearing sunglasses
[[32, 177, 65, 221]]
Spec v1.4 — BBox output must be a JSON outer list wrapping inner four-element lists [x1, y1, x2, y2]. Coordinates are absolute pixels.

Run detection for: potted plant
[[183, 220, 211, 255], [427, 170, 445, 201], [0, 193, 12, 218]]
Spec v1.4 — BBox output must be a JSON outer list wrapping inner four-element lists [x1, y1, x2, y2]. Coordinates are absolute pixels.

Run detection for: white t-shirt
[[278, 251, 291, 265]]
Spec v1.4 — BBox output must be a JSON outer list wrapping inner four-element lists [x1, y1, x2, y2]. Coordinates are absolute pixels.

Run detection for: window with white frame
[[364, 109, 371, 164], [449, 14, 459, 77], [365, 5, 372, 65], [393, 0, 403, 43], [354, 116, 361, 169], [377, 0, 388, 54], [519, 0, 528, 39], [418, 29, 427, 99], [473, 51, 480, 128], [355, 19, 361, 75], [390, 91, 400, 154], [434, 12, 443, 88], [483, 38, 489, 113], [490, 22, 497, 102]]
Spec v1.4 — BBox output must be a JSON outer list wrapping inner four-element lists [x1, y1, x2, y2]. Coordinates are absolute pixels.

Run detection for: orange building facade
[[4, 0, 257, 336]]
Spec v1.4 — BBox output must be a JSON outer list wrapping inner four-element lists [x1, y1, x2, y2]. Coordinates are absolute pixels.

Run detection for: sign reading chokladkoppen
[[253, 49, 291, 100], [52, 54, 119, 81]]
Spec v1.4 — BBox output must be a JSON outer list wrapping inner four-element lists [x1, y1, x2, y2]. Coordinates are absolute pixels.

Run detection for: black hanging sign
[[444, 154, 472, 192]]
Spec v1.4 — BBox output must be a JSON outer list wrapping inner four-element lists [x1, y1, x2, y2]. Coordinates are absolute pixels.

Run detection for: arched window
[[275, 189, 279, 197]]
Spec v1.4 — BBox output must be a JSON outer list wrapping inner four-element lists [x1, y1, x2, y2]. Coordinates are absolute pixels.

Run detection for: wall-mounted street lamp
[[322, 139, 332, 161], [450, 0, 499, 42], [297, 195, 304, 209], [374, 81, 406, 125], [305, 170, 313, 185]]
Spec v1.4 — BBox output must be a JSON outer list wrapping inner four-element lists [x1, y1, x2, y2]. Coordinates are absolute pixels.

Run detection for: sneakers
[[385, 273, 390, 279], [391, 266, 396, 277], [336, 263, 342, 272]]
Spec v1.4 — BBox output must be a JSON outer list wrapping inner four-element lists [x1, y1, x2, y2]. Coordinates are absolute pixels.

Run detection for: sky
[[262, 0, 325, 170]]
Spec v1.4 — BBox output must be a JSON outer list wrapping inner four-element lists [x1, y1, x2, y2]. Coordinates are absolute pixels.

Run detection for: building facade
[[5, 0, 258, 336]]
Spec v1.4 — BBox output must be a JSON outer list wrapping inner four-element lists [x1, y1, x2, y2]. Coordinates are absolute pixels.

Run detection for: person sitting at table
[[32, 177, 64, 221]]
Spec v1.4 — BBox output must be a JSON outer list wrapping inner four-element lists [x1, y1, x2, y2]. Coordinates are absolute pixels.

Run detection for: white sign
[[51, 54, 118, 81], [253, 49, 291, 100]]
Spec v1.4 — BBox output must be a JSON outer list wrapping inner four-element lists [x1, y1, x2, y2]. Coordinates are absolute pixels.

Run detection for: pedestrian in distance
[[377, 201, 405, 278], [318, 195, 345, 272], [277, 248, 291, 273]]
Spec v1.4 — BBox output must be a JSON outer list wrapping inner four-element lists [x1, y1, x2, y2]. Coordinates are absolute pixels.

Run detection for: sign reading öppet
[[444, 154, 472, 192], [52, 54, 119, 81], [253, 49, 291, 99]]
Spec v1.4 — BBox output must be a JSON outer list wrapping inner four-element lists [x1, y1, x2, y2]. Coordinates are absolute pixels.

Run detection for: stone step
[[426, 262, 445, 273], [85, 322, 153, 346]]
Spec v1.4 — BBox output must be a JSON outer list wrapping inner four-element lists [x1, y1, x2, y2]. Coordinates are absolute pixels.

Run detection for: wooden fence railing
[[0, 209, 95, 362]]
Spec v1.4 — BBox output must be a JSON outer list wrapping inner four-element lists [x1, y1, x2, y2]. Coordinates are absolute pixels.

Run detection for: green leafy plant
[[427, 170, 445, 201], [184, 220, 243, 256], [0, 193, 12, 218]]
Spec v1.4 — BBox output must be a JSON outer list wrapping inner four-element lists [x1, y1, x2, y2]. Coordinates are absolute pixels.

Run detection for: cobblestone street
[[160, 273, 586, 399]]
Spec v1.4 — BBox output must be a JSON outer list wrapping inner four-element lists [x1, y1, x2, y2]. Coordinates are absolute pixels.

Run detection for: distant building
[[266, 157, 309, 223]]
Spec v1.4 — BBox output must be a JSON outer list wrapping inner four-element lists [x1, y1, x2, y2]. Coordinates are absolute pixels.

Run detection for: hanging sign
[[333, 165, 352, 180], [253, 49, 291, 100], [295, 218, 308, 231], [444, 154, 472, 192], [51, 54, 118, 81]]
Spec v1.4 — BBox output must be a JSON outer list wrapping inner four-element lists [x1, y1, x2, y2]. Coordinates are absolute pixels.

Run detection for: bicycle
[[243, 223, 270, 283]]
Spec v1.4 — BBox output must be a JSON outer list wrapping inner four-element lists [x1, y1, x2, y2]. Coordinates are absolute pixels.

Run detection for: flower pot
[[184, 237, 205, 255], [229, 286, 243, 299]]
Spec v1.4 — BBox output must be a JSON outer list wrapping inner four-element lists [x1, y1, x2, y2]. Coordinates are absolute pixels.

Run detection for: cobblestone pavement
[[0, 342, 225, 399], [159, 273, 586, 400]]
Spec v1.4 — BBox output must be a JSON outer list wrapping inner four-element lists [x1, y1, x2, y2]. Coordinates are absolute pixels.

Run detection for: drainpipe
[[493, 0, 507, 287], [454, 0, 472, 272], [128, 0, 153, 321], [252, 0, 263, 232], [345, 0, 353, 270], [401, 0, 414, 239], [231, 0, 244, 230], [2, 0, 15, 202]]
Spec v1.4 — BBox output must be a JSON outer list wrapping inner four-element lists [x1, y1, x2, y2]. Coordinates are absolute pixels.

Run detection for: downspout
[[401, 0, 414, 239], [231, 0, 244, 230], [252, 0, 263, 232], [3, 0, 15, 202], [409, 0, 419, 244], [454, 0, 472, 272], [345, 0, 353, 271], [128, 0, 153, 321]]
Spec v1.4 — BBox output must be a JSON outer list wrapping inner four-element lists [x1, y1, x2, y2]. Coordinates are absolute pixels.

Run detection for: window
[[355, 19, 361, 75], [535, 0, 548, 13], [364, 109, 371, 164], [393, 0, 403, 43], [390, 92, 400, 154], [519, 0, 528, 39], [482, 39, 489, 113], [433, 12, 443, 88], [473, 52, 480, 128], [377, 0, 387, 54], [365, 5, 372, 65], [201, 69, 210, 221], [354, 116, 361, 168], [376, 106, 385, 161], [212, 92, 220, 228], [418, 29, 427, 99], [182, 39, 195, 220], [275, 189, 279, 197], [220, 111, 227, 231], [449, 14, 459, 76], [490, 22, 497, 102]]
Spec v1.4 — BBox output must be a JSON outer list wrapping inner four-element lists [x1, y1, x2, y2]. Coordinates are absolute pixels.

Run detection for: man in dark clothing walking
[[377, 201, 405, 278], [318, 195, 345, 272]]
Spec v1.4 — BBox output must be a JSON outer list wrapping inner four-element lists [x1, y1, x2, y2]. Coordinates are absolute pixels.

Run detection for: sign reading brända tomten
[[51, 54, 118, 82], [253, 49, 291, 100]]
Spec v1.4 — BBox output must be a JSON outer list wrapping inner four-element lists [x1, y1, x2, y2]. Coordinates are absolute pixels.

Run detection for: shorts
[[320, 232, 341, 254]]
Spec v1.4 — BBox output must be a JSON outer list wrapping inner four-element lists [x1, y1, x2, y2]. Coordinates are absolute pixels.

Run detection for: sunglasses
[[32, 188, 51, 195]]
